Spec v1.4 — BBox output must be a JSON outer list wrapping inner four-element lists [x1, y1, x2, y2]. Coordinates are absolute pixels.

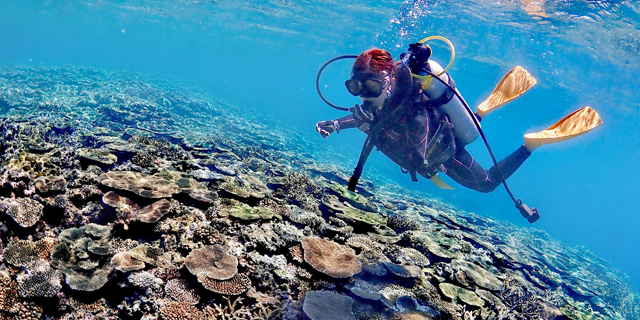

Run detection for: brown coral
[[289, 245, 304, 264], [111, 252, 146, 272], [99, 171, 180, 198], [16, 261, 63, 297], [102, 191, 138, 220], [78, 148, 118, 166], [14, 301, 43, 320], [159, 300, 205, 320], [301, 237, 361, 278], [34, 175, 67, 194], [188, 190, 218, 206], [154, 171, 207, 193], [103, 191, 173, 223], [129, 245, 171, 268], [137, 198, 172, 223], [34, 237, 58, 262], [197, 273, 251, 295], [0, 273, 19, 313], [0, 197, 44, 227], [165, 279, 200, 305], [4, 239, 38, 267], [185, 245, 238, 280]]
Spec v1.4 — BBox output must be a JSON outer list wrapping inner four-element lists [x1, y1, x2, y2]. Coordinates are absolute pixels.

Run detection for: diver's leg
[[486, 145, 531, 186], [443, 146, 531, 193]]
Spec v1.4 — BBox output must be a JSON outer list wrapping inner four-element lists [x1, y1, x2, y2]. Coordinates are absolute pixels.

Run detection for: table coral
[[16, 260, 63, 298], [164, 279, 200, 305], [185, 245, 238, 280], [303, 291, 357, 320], [159, 300, 205, 320], [99, 171, 181, 198], [4, 239, 39, 267], [301, 237, 361, 278], [197, 273, 251, 295], [0, 197, 44, 227], [111, 252, 146, 272]]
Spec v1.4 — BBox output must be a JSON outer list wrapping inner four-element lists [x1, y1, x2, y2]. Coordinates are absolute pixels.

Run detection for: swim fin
[[524, 106, 603, 150], [476, 66, 537, 119], [430, 174, 454, 190]]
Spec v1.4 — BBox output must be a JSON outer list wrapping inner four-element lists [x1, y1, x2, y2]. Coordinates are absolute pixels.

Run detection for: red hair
[[352, 48, 393, 75]]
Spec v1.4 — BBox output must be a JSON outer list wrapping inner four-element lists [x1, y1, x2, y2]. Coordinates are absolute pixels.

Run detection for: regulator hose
[[423, 69, 540, 223], [315, 55, 358, 112]]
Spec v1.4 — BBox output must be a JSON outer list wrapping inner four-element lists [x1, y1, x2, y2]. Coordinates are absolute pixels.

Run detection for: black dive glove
[[407, 43, 432, 75], [315, 120, 339, 138]]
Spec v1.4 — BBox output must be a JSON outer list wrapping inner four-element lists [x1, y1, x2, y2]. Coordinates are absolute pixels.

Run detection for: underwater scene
[[0, 0, 639, 319]]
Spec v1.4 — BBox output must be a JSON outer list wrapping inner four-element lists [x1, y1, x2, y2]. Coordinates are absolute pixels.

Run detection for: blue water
[[1, 0, 639, 292]]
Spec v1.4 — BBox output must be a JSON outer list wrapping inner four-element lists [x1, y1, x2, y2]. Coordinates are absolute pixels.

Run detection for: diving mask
[[345, 73, 385, 98]]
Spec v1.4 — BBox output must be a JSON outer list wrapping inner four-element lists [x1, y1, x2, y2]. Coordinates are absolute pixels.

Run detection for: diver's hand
[[315, 120, 339, 138]]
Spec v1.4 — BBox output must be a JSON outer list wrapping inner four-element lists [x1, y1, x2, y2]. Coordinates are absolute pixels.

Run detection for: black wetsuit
[[443, 138, 531, 193], [330, 70, 531, 193]]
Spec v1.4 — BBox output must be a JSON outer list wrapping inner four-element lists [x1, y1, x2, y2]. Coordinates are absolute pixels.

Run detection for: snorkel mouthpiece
[[516, 199, 540, 223]]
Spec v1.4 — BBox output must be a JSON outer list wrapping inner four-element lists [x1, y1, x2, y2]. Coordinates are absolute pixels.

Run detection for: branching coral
[[496, 277, 544, 318], [273, 172, 323, 212], [205, 296, 252, 320]]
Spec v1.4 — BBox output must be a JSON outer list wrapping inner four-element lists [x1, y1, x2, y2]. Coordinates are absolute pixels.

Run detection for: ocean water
[[1, 0, 639, 317]]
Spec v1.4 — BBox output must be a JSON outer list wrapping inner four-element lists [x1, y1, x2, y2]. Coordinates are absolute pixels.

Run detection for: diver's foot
[[523, 106, 602, 152], [476, 66, 537, 119]]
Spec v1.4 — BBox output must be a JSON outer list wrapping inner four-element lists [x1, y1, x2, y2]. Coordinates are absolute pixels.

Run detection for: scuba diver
[[314, 37, 602, 223]]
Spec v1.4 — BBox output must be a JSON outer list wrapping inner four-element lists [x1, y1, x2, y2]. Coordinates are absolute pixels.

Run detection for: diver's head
[[345, 48, 393, 107]]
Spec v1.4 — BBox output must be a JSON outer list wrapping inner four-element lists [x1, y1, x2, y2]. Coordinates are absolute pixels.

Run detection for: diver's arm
[[315, 114, 359, 138]]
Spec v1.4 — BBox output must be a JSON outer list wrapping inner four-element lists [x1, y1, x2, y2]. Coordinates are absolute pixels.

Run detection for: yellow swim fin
[[476, 66, 537, 118], [430, 174, 454, 190], [524, 106, 603, 150]]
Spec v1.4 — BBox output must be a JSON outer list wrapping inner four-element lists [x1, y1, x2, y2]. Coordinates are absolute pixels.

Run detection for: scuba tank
[[422, 60, 480, 145], [408, 36, 480, 146]]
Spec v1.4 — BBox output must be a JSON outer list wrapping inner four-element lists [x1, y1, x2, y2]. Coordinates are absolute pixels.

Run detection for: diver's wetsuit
[[442, 143, 530, 193], [327, 85, 531, 193]]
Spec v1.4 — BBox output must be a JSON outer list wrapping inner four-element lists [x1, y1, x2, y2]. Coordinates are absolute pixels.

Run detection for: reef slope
[[0, 66, 637, 320]]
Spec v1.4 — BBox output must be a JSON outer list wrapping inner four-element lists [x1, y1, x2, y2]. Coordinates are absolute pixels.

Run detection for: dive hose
[[315, 55, 358, 112], [413, 36, 456, 89], [423, 69, 540, 223]]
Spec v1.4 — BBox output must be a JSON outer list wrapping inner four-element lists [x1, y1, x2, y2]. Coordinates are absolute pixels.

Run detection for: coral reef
[[185, 245, 238, 280], [50, 223, 114, 291], [303, 291, 357, 320], [0, 197, 44, 227], [0, 65, 635, 320], [164, 279, 200, 305], [302, 236, 362, 278], [99, 171, 181, 198]]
